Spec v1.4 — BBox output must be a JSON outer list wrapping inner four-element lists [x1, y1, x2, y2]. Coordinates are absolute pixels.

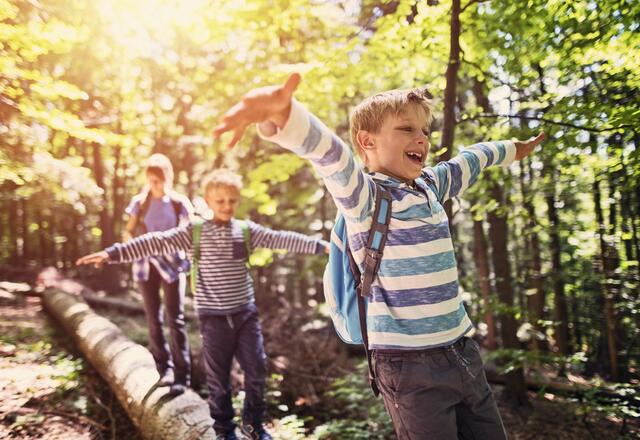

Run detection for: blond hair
[[349, 88, 433, 155], [202, 169, 243, 195]]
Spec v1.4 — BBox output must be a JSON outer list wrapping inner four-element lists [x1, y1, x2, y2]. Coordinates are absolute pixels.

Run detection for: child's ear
[[355, 130, 374, 166], [356, 130, 375, 151]]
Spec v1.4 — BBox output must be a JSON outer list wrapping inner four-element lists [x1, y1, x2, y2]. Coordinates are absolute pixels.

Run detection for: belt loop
[[226, 315, 234, 329]]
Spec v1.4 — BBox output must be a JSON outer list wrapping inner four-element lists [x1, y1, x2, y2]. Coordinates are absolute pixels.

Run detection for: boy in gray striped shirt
[[78, 169, 328, 440], [214, 74, 544, 440]]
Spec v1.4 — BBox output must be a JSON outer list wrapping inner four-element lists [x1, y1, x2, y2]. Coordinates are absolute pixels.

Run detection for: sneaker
[[216, 431, 238, 440], [167, 383, 187, 396], [157, 369, 174, 387], [240, 422, 272, 440]]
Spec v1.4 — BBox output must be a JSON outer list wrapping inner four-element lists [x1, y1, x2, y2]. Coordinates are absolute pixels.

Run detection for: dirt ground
[[0, 276, 637, 440], [0, 293, 142, 440]]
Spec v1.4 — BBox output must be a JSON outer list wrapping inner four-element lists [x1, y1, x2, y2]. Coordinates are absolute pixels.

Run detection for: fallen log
[[485, 370, 640, 407], [41, 288, 216, 440], [82, 292, 197, 321]]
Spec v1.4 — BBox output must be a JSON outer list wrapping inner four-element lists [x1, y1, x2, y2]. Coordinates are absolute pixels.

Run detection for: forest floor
[[0, 290, 143, 439], [0, 270, 637, 439]]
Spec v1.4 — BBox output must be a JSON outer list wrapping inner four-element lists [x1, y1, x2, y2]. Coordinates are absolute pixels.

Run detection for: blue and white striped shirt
[[106, 218, 326, 314], [259, 100, 516, 350]]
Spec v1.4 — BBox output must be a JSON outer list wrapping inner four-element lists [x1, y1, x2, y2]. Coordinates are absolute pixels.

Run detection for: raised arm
[[214, 74, 374, 222], [248, 221, 328, 254], [424, 133, 544, 203]]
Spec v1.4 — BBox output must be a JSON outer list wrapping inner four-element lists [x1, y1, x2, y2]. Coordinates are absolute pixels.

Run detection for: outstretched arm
[[248, 221, 328, 254], [514, 132, 544, 160], [76, 225, 193, 267], [425, 133, 545, 203], [76, 250, 109, 268], [214, 74, 375, 223], [213, 74, 300, 148]]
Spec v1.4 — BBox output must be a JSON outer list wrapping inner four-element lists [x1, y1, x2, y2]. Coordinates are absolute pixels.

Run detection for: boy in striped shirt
[[214, 74, 544, 439], [77, 168, 328, 440]]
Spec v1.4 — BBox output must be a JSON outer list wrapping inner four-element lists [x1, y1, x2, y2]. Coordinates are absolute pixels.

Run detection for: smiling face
[[358, 103, 430, 181], [205, 184, 240, 222]]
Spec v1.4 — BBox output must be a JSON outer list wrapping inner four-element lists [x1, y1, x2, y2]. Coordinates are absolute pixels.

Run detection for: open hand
[[514, 132, 545, 160], [213, 73, 301, 148], [76, 251, 109, 268]]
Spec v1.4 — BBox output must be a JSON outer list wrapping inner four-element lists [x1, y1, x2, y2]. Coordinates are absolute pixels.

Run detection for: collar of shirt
[[369, 171, 427, 191], [212, 218, 232, 227]]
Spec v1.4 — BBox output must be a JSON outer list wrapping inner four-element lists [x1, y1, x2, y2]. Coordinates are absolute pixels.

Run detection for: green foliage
[[313, 361, 394, 439], [1, 1, 639, 432], [576, 383, 640, 427]]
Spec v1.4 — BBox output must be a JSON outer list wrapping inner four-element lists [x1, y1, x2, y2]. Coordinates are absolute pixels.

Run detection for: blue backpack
[[323, 183, 392, 396]]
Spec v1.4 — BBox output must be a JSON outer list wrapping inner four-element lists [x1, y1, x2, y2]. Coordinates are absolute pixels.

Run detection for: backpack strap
[[132, 192, 154, 236], [360, 184, 392, 297], [348, 182, 393, 397], [237, 220, 252, 268], [171, 199, 184, 226], [190, 219, 204, 294], [133, 192, 185, 234]]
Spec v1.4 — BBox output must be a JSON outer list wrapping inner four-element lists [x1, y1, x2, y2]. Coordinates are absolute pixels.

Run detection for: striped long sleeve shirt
[[106, 218, 326, 315], [258, 100, 517, 350]]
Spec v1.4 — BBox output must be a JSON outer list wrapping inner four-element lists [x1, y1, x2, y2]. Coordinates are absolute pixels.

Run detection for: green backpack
[[190, 219, 251, 294]]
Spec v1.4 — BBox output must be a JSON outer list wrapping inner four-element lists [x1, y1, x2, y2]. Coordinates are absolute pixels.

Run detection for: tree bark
[[521, 159, 546, 352], [487, 176, 528, 406], [42, 289, 216, 440], [533, 63, 569, 355], [542, 164, 570, 355], [8, 186, 19, 263], [91, 142, 120, 292], [21, 198, 29, 261], [112, 144, 124, 237], [35, 202, 47, 264], [472, 219, 497, 349], [593, 155, 620, 381], [437, 0, 462, 226]]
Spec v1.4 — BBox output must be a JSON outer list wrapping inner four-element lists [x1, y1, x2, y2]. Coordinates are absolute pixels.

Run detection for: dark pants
[[199, 303, 267, 434], [138, 265, 191, 385], [375, 337, 507, 440]]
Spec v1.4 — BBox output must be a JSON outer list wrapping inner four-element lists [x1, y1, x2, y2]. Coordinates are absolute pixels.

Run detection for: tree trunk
[[21, 198, 29, 261], [112, 144, 124, 238], [177, 97, 195, 200], [543, 164, 570, 355], [71, 213, 80, 265], [92, 142, 115, 248], [35, 202, 47, 264], [620, 173, 634, 262], [487, 176, 528, 406], [472, 219, 497, 349], [42, 289, 216, 440], [593, 160, 620, 381], [91, 142, 120, 292], [49, 209, 57, 266], [521, 159, 546, 352], [7, 186, 19, 263], [437, 0, 462, 226]]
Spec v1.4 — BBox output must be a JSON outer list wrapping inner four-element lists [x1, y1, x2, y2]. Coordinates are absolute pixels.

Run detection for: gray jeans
[[374, 337, 507, 440]]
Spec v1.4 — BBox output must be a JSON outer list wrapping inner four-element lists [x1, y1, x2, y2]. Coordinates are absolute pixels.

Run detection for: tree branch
[[460, 54, 530, 96], [461, 0, 483, 13], [458, 113, 632, 133]]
